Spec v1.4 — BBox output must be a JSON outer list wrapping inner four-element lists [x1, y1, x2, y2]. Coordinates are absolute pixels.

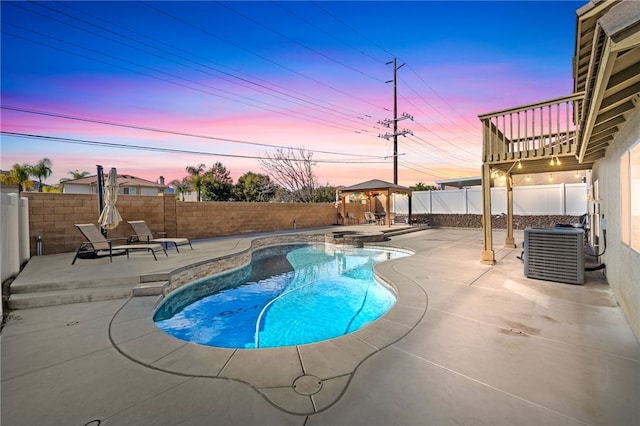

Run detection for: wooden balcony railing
[[479, 92, 584, 164]]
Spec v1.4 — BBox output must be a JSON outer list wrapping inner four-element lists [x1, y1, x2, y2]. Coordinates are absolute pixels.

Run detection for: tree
[[259, 147, 317, 203], [43, 184, 62, 193], [185, 163, 205, 202], [313, 185, 338, 203], [170, 178, 191, 202], [67, 170, 90, 180], [412, 182, 439, 191], [234, 172, 275, 202], [0, 163, 34, 192], [31, 158, 52, 192], [201, 162, 233, 201]]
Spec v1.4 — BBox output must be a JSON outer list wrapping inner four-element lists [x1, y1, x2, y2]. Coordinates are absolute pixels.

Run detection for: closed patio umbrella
[[98, 167, 122, 232]]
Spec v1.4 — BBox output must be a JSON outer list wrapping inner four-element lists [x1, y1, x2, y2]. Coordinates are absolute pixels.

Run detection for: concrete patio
[[1, 227, 639, 425]]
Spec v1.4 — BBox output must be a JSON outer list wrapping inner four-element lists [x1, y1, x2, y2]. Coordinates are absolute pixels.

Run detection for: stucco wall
[[176, 202, 341, 240], [21, 193, 366, 256], [593, 106, 640, 342]]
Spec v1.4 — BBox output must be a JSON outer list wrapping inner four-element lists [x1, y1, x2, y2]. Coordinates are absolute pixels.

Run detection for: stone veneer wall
[[164, 234, 326, 296], [21, 193, 367, 255], [394, 214, 583, 229]]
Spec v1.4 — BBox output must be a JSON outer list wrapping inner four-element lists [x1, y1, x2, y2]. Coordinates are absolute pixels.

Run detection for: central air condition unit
[[524, 227, 584, 285]]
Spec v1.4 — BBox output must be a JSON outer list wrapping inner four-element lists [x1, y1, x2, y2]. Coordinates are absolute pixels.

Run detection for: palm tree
[[170, 178, 191, 202], [0, 163, 34, 192], [59, 169, 90, 184], [185, 163, 205, 202], [68, 170, 90, 180], [31, 158, 53, 192]]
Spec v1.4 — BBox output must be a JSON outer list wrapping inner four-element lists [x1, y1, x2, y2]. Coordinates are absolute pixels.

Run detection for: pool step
[[7, 281, 167, 310], [382, 225, 430, 238]]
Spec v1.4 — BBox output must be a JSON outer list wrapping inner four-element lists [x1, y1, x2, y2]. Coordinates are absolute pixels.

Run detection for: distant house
[[61, 174, 167, 196], [0, 171, 19, 194], [0, 171, 42, 193]]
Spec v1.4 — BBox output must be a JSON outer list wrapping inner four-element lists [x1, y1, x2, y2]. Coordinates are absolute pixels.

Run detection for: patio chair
[[72, 223, 167, 265], [128, 220, 193, 252], [364, 212, 377, 224], [347, 212, 358, 225]]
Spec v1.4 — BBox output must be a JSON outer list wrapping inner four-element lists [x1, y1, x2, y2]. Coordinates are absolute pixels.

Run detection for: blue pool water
[[154, 244, 410, 349]]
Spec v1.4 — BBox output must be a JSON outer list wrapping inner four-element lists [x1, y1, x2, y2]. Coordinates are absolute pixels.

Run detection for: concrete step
[[10, 273, 170, 294], [382, 226, 430, 237], [8, 281, 166, 310]]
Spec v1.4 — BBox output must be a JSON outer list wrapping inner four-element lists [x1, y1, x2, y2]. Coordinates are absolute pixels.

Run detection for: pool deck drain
[[4, 227, 639, 425], [109, 253, 428, 416], [293, 375, 323, 395]]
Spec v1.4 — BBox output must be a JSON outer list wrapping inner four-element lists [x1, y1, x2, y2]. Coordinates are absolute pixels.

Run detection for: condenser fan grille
[[524, 228, 584, 285]]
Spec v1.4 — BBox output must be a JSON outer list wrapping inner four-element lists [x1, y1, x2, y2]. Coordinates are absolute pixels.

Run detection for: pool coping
[[108, 234, 428, 415]]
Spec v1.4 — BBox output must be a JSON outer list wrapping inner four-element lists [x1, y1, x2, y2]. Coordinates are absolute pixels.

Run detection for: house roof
[[62, 174, 167, 188], [436, 176, 482, 188], [574, 0, 640, 163], [340, 179, 412, 194]]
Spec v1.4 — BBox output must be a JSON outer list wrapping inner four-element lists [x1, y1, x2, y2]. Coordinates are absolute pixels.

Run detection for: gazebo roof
[[340, 179, 412, 194]]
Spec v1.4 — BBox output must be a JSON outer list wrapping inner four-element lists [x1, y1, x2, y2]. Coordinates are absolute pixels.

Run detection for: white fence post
[[464, 188, 469, 214], [1, 193, 30, 286], [1, 193, 20, 284]]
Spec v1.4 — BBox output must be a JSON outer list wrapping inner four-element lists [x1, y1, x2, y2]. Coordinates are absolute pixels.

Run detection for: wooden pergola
[[339, 179, 412, 227]]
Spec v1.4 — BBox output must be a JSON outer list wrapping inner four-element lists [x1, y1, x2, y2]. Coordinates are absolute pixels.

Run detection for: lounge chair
[[128, 220, 193, 252], [72, 223, 167, 265]]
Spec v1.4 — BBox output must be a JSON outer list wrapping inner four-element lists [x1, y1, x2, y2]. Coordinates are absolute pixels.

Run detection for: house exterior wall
[[64, 184, 164, 195], [62, 183, 94, 194], [593, 106, 640, 341]]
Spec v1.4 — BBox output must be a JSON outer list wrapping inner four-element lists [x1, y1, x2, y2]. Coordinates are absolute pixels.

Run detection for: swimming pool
[[154, 244, 410, 349]]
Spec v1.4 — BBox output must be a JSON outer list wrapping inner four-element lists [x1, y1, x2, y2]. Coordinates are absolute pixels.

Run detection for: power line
[[2, 28, 372, 135], [5, 2, 383, 133], [141, 1, 389, 113], [217, 1, 385, 84], [1, 132, 389, 164], [3, 2, 481, 183], [404, 62, 480, 130], [36, 1, 381, 125], [1, 106, 384, 159]]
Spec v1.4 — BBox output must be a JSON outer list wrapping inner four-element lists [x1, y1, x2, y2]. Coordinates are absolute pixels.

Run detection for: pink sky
[[1, 1, 578, 188]]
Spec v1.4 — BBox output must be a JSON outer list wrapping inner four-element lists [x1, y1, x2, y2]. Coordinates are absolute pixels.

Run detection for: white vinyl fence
[[1, 193, 30, 285], [394, 183, 587, 216]]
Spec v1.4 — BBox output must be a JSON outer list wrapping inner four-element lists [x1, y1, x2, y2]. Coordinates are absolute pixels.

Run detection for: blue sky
[[1, 1, 582, 187]]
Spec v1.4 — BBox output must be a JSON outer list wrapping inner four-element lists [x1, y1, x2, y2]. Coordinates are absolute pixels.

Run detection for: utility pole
[[392, 58, 399, 185], [378, 57, 412, 185]]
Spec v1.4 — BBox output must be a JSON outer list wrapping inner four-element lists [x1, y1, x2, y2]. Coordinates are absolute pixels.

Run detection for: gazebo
[[338, 179, 412, 227]]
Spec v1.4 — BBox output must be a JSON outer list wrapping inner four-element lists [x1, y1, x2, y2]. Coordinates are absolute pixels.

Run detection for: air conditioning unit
[[524, 227, 584, 285]]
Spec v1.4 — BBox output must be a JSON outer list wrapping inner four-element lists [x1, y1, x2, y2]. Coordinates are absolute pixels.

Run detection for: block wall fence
[[21, 193, 367, 256]]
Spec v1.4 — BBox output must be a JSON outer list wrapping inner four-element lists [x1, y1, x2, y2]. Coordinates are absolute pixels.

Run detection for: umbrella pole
[[96, 165, 106, 236]]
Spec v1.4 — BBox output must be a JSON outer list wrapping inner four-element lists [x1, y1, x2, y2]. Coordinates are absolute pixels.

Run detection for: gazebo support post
[[386, 189, 391, 227]]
